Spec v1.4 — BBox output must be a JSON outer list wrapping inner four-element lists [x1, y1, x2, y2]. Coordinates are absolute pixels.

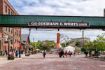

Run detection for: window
[[15, 32, 16, 35], [17, 32, 18, 36], [0, 40, 1, 50], [11, 28, 13, 34], [0, 28, 2, 31], [14, 39, 15, 43], [9, 28, 10, 32], [5, 5, 8, 14], [6, 27, 7, 31], [15, 39, 17, 43], [18, 31, 20, 36], [11, 30, 12, 33], [11, 40, 13, 44], [8, 9, 11, 15], [11, 11, 13, 15]]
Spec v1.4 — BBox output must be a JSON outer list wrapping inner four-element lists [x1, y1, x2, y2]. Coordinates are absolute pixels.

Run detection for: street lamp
[[4, 35, 14, 60], [0, 37, 5, 55], [82, 30, 84, 47], [22, 41, 27, 55]]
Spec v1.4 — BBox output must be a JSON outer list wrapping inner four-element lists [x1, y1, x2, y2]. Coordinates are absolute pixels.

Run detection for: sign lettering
[[28, 22, 89, 27]]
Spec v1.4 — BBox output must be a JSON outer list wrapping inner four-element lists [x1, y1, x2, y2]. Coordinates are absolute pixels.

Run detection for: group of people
[[15, 50, 21, 58], [58, 49, 73, 58], [4, 48, 22, 59], [41, 49, 75, 58]]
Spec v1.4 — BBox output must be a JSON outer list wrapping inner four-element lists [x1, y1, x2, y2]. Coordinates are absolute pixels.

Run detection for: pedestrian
[[15, 50, 18, 58], [19, 49, 21, 58], [64, 51, 68, 57], [5, 50, 8, 56], [74, 52, 76, 56], [42, 50, 46, 58], [68, 51, 72, 57], [59, 49, 64, 58], [84, 51, 88, 57]]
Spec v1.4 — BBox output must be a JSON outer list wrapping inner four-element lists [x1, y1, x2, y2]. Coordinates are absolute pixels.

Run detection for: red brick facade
[[56, 33, 60, 48], [0, 0, 21, 53]]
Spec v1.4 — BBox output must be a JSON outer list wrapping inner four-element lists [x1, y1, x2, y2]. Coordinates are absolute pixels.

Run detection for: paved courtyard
[[0, 53, 105, 70]]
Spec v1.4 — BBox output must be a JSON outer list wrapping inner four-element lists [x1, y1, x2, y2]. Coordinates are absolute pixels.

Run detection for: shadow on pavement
[[22, 56, 61, 59]]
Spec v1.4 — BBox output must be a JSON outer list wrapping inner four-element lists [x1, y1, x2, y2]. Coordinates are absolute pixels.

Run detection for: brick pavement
[[0, 53, 105, 70], [0, 54, 25, 66]]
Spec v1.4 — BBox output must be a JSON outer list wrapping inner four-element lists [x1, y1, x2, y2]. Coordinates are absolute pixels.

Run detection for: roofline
[[0, 15, 105, 18], [6, 0, 19, 15]]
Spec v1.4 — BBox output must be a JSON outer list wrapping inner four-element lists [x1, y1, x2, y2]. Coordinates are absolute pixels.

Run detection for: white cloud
[[10, 0, 105, 41], [21, 6, 55, 15], [10, 0, 105, 16], [22, 28, 105, 42]]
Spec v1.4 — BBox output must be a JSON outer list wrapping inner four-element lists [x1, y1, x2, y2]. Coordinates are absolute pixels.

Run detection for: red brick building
[[0, 0, 21, 54]]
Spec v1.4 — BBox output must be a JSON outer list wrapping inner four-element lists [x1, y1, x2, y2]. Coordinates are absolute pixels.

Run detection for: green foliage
[[75, 47, 81, 53], [81, 41, 93, 52], [61, 43, 66, 47], [81, 33, 105, 54], [75, 41, 81, 47], [61, 41, 70, 47], [30, 40, 56, 51]]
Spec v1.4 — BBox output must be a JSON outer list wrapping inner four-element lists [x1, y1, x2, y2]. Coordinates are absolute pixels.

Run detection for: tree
[[75, 41, 81, 47], [81, 33, 105, 57], [31, 40, 56, 51], [41, 40, 56, 51], [61, 41, 70, 47], [95, 34, 105, 51]]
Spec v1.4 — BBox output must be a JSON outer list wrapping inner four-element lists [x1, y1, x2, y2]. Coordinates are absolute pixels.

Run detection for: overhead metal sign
[[0, 15, 105, 29]]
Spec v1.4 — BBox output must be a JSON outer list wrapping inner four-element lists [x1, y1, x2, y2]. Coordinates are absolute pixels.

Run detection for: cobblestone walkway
[[0, 53, 105, 70]]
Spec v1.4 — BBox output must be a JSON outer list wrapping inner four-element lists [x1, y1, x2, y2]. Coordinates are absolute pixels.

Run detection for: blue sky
[[9, 0, 105, 16], [9, 0, 105, 42]]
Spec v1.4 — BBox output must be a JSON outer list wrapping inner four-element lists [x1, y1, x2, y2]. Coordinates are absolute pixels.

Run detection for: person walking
[[68, 51, 72, 57], [19, 49, 21, 58], [64, 51, 68, 58], [59, 49, 64, 58], [15, 50, 18, 58], [42, 50, 46, 58], [5, 50, 8, 56]]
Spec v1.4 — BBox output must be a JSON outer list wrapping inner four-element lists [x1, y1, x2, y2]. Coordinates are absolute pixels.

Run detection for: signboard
[[28, 22, 89, 27], [0, 15, 105, 29]]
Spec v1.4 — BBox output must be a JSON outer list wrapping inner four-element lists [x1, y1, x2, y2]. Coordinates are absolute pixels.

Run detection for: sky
[[9, 0, 105, 42], [9, 0, 105, 16]]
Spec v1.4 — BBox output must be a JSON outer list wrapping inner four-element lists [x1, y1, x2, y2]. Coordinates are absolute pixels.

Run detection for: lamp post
[[4, 35, 14, 60], [22, 41, 26, 55], [0, 37, 4, 55], [82, 30, 84, 47]]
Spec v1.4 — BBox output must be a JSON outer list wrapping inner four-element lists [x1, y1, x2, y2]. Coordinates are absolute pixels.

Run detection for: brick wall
[[0, 0, 21, 52]]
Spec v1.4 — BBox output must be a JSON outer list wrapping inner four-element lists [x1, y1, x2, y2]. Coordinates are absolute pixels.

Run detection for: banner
[[27, 28, 31, 44]]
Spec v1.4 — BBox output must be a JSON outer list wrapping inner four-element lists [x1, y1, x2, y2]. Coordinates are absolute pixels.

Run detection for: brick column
[[56, 33, 60, 48]]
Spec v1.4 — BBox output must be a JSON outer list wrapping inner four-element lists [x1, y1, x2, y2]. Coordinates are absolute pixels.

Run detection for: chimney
[[56, 33, 60, 48]]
